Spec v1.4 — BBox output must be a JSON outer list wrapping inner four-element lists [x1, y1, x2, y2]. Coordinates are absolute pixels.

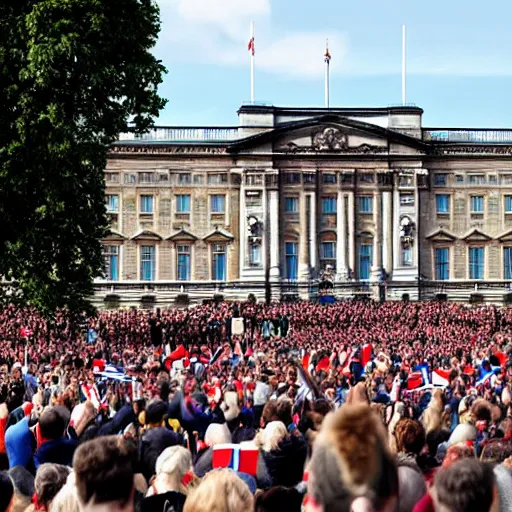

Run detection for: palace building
[[96, 104, 512, 306]]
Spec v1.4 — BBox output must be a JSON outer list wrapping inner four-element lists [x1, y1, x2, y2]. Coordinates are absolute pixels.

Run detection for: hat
[[8, 465, 34, 498], [0, 472, 14, 512], [34, 464, 71, 507], [145, 400, 168, 425]]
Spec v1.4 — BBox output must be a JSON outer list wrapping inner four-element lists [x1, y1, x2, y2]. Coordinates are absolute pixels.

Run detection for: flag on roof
[[248, 37, 255, 56]]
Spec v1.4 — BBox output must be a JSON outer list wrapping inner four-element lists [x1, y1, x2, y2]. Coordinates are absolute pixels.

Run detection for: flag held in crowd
[[212, 444, 259, 476]]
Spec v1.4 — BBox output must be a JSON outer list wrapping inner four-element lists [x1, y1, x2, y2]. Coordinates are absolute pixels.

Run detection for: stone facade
[[95, 105, 512, 306]]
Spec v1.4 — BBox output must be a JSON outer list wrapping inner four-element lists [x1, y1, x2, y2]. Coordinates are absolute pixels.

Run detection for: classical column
[[371, 190, 383, 282], [392, 187, 401, 272], [299, 192, 310, 280], [268, 190, 280, 279], [347, 192, 355, 277], [382, 190, 393, 275], [308, 192, 317, 271], [336, 191, 347, 278], [239, 178, 247, 272]]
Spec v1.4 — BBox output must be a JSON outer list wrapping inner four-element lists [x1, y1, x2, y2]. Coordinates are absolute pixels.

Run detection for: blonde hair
[[254, 421, 287, 452], [49, 474, 81, 512], [204, 423, 232, 447], [148, 446, 193, 496], [183, 469, 253, 512]]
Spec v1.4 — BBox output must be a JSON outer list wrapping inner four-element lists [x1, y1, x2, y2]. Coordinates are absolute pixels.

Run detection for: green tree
[[0, 0, 167, 315]]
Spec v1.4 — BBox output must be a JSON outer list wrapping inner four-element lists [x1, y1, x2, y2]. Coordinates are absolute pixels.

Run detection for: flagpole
[[250, 21, 255, 104], [402, 24, 406, 106], [324, 39, 331, 108]]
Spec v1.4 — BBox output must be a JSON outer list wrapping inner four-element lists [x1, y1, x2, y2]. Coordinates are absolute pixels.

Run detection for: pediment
[[203, 227, 234, 243], [229, 115, 428, 155], [166, 228, 198, 242], [130, 229, 162, 241], [103, 230, 127, 242], [462, 228, 492, 242], [425, 228, 457, 242], [496, 230, 512, 243]]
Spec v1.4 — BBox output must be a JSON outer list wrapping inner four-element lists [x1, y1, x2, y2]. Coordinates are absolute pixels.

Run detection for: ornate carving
[[110, 145, 228, 155], [399, 216, 416, 245], [312, 127, 348, 151]]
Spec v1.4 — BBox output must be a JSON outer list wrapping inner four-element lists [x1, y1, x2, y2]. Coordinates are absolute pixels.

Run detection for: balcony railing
[[118, 127, 242, 143], [424, 129, 512, 144]]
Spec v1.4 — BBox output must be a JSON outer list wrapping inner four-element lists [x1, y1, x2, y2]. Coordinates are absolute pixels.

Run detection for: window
[[105, 172, 120, 183], [401, 244, 413, 266], [210, 195, 225, 214], [399, 175, 414, 187], [469, 247, 484, 279], [489, 175, 497, 185], [400, 193, 415, 206], [359, 244, 373, 280], [435, 248, 449, 280], [178, 173, 191, 185], [103, 245, 119, 281], [322, 197, 337, 214], [139, 172, 155, 184], [212, 244, 226, 281], [468, 174, 486, 185], [208, 174, 228, 185], [359, 173, 374, 183], [249, 244, 261, 266], [504, 248, 512, 280], [434, 174, 447, 186], [177, 245, 191, 281], [124, 173, 136, 184], [285, 173, 301, 185], [158, 173, 169, 183], [140, 246, 155, 281], [436, 194, 450, 214], [193, 175, 204, 185], [359, 196, 373, 214], [106, 195, 119, 213], [323, 173, 337, 184], [284, 197, 298, 213], [176, 195, 191, 213], [321, 242, 336, 260], [455, 175, 464, 184], [470, 196, 484, 213], [303, 173, 316, 185], [285, 242, 298, 280], [140, 195, 154, 214], [246, 175, 263, 186], [246, 191, 262, 207], [505, 196, 512, 213]]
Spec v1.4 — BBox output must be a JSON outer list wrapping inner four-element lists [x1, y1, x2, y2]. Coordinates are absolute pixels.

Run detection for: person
[[305, 403, 399, 512], [141, 446, 193, 512], [0, 471, 14, 512], [73, 436, 136, 511], [194, 423, 231, 478], [32, 463, 71, 512], [139, 400, 184, 483], [431, 459, 497, 512], [183, 468, 254, 512]]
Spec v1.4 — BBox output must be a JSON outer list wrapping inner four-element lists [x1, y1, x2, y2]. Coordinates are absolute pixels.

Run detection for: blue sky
[[154, 0, 512, 128]]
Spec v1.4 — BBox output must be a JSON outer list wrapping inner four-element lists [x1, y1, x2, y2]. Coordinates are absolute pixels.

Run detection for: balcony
[[119, 127, 242, 143]]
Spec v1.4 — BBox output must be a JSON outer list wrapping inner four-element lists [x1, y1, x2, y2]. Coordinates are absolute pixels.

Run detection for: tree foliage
[[0, 0, 167, 315]]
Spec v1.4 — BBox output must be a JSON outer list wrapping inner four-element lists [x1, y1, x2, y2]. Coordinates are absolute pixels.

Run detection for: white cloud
[[154, 0, 348, 79]]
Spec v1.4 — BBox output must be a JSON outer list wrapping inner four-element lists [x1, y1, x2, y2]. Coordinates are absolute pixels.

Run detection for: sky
[[153, 0, 512, 128]]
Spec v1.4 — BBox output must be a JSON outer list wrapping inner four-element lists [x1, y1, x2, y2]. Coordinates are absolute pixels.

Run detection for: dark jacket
[[194, 447, 213, 478], [97, 404, 136, 437], [139, 427, 184, 482], [141, 491, 186, 512], [261, 434, 307, 488], [34, 438, 78, 469]]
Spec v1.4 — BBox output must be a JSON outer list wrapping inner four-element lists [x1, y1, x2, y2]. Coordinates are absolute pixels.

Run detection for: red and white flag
[[432, 369, 451, 388], [248, 36, 255, 56]]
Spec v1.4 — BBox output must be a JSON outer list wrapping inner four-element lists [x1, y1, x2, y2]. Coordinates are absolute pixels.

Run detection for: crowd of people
[[1, 300, 512, 511]]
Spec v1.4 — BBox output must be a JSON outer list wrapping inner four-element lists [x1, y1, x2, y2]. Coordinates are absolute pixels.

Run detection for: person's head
[[204, 423, 232, 447], [261, 401, 278, 428], [34, 464, 71, 511], [306, 404, 398, 512], [8, 466, 34, 512], [254, 486, 303, 512], [38, 408, 66, 441], [73, 436, 135, 511], [183, 469, 254, 512], [275, 399, 293, 427], [255, 421, 288, 453], [432, 459, 497, 512], [144, 399, 167, 427], [393, 418, 425, 456], [442, 443, 475, 468], [151, 446, 193, 495], [0, 472, 14, 512], [48, 473, 81, 512]]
